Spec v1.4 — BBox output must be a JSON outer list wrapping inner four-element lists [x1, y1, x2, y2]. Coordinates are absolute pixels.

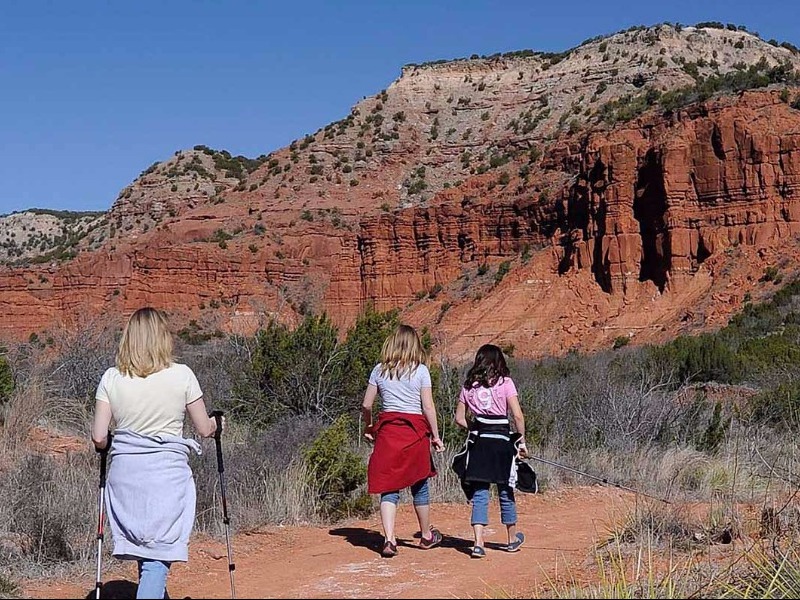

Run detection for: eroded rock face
[[3, 24, 800, 357], [552, 91, 800, 295]]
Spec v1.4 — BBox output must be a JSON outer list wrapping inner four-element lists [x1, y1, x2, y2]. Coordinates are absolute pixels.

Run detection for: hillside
[[0, 209, 104, 264], [2, 23, 800, 358]]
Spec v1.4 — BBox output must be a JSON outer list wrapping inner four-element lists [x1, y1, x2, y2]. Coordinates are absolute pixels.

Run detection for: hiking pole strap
[[528, 455, 671, 504]]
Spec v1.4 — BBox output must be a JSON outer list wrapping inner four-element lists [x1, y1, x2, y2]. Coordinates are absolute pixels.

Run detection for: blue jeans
[[380, 478, 430, 506], [470, 483, 516, 526], [137, 559, 171, 599]]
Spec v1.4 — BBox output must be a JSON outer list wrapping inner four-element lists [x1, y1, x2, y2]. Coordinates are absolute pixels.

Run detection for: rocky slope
[[0, 210, 104, 264], [2, 23, 800, 358]]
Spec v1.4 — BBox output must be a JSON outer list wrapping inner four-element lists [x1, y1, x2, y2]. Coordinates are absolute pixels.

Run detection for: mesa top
[[459, 376, 518, 417], [96, 363, 203, 437], [368, 363, 432, 415]]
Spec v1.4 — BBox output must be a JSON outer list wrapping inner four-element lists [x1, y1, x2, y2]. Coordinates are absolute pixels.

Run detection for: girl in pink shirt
[[455, 344, 527, 558]]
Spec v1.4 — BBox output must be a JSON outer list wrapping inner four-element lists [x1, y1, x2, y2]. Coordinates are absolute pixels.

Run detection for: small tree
[[304, 415, 371, 519], [339, 306, 400, 399]]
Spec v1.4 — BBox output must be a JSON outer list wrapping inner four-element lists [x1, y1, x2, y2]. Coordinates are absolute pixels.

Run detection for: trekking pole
[[94, 431, 111, 600], [528, 455, 672, 504], [210, 410, 236, 599]]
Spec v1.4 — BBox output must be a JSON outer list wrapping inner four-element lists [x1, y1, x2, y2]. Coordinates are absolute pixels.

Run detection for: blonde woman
[[362, 324, 445, 558], [91, 307, 219, 600]]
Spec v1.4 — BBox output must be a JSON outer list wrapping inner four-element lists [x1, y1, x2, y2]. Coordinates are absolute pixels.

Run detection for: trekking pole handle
[[209, 410, 225, 474], [97, 430, 111, 488], [210, 410, 224, 440]]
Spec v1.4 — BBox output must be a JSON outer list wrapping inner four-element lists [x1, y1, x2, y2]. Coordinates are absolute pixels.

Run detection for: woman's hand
[[432, 436, 445, 453], [209, 414, 225, 437], [364, 425, 375, 443], [518, 441, 528, 458]]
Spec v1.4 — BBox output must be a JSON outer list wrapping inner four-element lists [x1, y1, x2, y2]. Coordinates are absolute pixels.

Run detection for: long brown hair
[[116, 307, 174, 377], [464, 344, 510, 389], [379, 324, 427, 379]]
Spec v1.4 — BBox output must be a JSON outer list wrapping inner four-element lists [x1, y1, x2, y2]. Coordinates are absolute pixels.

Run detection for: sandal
[[381, 540, 398, 557], [471, 545, 486, 558], [419, 528, 443, 549], [506, 532, 525, 552]]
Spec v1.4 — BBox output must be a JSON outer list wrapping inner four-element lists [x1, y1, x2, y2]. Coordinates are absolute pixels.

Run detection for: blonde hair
[[116, 307, 174, 377], [379, 324, 427, 379]]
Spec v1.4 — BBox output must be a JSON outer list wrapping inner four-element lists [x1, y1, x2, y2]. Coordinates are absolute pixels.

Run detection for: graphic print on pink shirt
[[459, 377, 518, 416]]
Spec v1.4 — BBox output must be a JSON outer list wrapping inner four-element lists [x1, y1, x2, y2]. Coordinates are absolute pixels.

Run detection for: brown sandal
[[381, 540, 398, 557], [419, 528, 443, 549]]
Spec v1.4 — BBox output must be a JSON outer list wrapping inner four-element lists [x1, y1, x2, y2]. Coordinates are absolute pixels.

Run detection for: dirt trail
[[24, 487, 636, 599]]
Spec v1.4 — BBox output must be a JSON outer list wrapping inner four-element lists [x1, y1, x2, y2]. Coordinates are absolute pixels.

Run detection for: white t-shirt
[[368, 363, 431, 415], [96, 363, 203, 438]]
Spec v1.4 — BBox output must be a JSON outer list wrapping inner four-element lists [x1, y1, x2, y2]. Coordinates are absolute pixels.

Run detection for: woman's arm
[[186, 397, 218, 438], [361, 384, 378, 441], [421, 387, 444, 451], [455, 402, 469, 429], [507, 394, 527, 456], [92, 401, 113, 450]]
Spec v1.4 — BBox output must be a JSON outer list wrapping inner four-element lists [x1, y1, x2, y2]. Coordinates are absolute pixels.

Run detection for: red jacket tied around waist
[[367, 411, 437, 494]]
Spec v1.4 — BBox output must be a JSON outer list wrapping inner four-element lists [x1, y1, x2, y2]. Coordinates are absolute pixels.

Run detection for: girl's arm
[[186, 397, 219, 438], [92, 401, 113, 450], [507, 394, 527, 456], [455, 402, 469, 429], [421, 387, 444, 451], [362, 384, 378, 441]]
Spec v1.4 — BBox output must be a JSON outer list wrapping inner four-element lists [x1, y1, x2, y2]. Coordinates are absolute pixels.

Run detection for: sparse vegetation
[[494, 260, 511, 285]]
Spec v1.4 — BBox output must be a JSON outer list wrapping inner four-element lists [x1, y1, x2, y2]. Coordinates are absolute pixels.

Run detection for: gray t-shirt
[[368, 363, 432, 415]]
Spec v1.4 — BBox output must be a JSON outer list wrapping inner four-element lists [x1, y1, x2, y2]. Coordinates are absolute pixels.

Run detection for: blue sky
[[2, 0, 799, 214]]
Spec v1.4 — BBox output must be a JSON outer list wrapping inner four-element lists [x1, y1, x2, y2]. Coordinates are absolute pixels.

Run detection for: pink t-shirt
[[459, 377, 518, 416]]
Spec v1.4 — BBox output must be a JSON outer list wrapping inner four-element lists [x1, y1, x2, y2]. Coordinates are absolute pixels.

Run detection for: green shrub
[[697, 401, 729, 453], [0, 353, 13, 406], [762, 265, 780, 282], [613, 336, 630, 349], [212, 229, 233, 243], [339, 306, 400, 398], [748, 381, 800, 429], [407, 180, 427, 194], [304, 415, 371, 520], [648, 333, 741, 383], [235, 309, 400, 426], [477, 263, 489, 276], [0, 573, 18, 598], [301, 210, 313, 222], [495, 260, 511, 285]]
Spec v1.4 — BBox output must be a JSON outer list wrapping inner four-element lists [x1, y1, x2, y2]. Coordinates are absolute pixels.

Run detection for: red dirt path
[[24, 486, 635, 599]]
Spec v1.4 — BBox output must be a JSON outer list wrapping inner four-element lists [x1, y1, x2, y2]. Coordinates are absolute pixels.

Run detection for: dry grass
[[4, 322, 800, 600]]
